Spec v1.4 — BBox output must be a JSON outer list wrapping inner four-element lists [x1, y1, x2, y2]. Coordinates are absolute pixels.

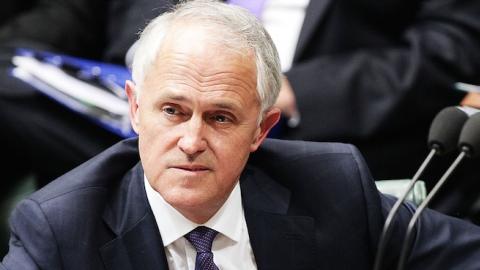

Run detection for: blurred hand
[[461, 92, 480, 108], [275, 76, 300, 127]]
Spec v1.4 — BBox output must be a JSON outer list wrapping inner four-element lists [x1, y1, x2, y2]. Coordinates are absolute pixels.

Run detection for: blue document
[[11, 48, 136, 138]]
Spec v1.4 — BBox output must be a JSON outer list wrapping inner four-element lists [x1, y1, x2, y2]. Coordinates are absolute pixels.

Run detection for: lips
[[171, 164, 210, 172]]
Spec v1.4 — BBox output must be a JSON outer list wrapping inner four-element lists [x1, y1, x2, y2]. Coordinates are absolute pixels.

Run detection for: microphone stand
[[396, 150, 468, 270], [373, 148, 437, 270]]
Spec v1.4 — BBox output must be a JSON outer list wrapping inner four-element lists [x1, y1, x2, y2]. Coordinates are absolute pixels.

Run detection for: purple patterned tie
[[227, 0, 267, 19], [185, 226, 219, 270]]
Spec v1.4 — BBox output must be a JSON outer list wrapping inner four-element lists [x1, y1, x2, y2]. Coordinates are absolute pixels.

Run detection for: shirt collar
[[144, 175, 243, 247]]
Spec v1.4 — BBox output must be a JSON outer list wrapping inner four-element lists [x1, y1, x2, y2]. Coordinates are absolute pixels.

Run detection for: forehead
[[160, 22, 250, 62], [141, 23, 259, 103], [158, 23, 255, 76]]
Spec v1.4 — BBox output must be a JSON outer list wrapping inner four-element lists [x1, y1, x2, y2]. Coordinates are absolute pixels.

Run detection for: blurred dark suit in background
[[0, 0, 36, 27], [277, 0, 480, 219]]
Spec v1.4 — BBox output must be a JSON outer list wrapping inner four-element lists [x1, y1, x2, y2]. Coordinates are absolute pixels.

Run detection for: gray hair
[[131, 0, 281, 114]]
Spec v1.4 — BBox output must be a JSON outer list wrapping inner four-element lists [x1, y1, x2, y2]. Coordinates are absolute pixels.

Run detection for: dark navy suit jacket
[[2, 138, 480, 269]]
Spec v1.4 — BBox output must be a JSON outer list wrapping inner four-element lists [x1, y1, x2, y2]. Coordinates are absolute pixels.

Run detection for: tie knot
[[185, 226, 219, 253]]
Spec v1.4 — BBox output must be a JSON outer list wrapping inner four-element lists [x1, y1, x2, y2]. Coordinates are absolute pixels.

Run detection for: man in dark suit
[[4, 137, 480, 270], [2, 2, 480, 269], [1, 0, 480, 217]]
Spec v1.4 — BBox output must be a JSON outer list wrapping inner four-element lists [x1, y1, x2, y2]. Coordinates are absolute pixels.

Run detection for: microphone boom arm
[[373, 148, 437, 270], [396, 151, 467, 270]]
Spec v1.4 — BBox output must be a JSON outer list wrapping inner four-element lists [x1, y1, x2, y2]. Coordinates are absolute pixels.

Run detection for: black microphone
[[396, 112, 480, 270], [458, 111, 480, 157], [373, 106, 470, 270], [428, 106, 477, 153]]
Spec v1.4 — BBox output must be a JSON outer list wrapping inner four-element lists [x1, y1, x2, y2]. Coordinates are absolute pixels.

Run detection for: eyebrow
[[160, 92, 241, 111], [162, 93, 188, 101], [212, 102, 238, 111]]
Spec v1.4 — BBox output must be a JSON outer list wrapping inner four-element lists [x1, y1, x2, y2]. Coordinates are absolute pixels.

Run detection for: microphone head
[[428, 107, 469, 154], [459, 112, 480, 157]]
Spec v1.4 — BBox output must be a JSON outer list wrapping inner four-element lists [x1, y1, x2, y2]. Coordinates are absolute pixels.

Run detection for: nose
[[177, 116, 207, 156]]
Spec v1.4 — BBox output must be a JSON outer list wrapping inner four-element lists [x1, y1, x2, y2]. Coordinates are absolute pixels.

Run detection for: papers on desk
[[10, 49, 135, 138], [455, 82, 480, 93]]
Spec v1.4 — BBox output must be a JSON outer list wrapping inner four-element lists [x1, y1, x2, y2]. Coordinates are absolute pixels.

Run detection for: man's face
[[126, 25, 279, 222]]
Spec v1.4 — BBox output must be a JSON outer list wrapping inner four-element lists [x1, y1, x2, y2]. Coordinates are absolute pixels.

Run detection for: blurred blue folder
[[10, 48, 136, 138]]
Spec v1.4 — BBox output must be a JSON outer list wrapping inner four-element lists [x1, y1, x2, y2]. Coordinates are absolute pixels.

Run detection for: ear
[[250, 108, 281, 152], [125, 80, 140, 134]]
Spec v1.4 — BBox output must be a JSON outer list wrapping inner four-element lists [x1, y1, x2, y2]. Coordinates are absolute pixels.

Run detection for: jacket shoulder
[[29, 138, 140, 204], [251, 138, 364, 167]]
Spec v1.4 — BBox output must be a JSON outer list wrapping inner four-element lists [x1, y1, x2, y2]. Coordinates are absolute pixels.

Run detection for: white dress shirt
[[144, 177, 257, 270], [262, 0, 310, 72]]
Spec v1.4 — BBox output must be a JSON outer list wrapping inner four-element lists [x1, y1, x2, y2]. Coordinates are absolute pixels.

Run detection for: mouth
[[171, 164, 211, 172]]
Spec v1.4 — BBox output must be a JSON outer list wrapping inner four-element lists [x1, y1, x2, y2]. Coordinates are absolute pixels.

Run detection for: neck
[[177, 205, 220, 224]]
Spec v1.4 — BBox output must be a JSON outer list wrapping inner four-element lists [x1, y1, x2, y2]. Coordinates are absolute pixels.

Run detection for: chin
[[163, 188, 212, 210]]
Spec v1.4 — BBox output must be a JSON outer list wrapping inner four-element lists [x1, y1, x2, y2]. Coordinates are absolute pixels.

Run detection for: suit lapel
[[97, 148, 317, 269], [294, 0, 333, 62], [241, 166, 316, 270], [100, 163, 169, 270]]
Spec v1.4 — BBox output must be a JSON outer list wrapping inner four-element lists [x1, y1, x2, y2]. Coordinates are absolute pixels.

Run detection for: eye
[[209, 113, 234, 124], [161, 105, 187, 121], [163, 106, 178, 115], [214, 114, 228, 123]]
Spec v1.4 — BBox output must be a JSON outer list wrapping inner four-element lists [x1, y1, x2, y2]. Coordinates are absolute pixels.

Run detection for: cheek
[[138, 108, 179, 145], [211, 129, 250, 153], [138, 126, 178, 180], [138, 105, 160, 128], [211, 122, 258, 157], [212, 136, 251, 176]]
